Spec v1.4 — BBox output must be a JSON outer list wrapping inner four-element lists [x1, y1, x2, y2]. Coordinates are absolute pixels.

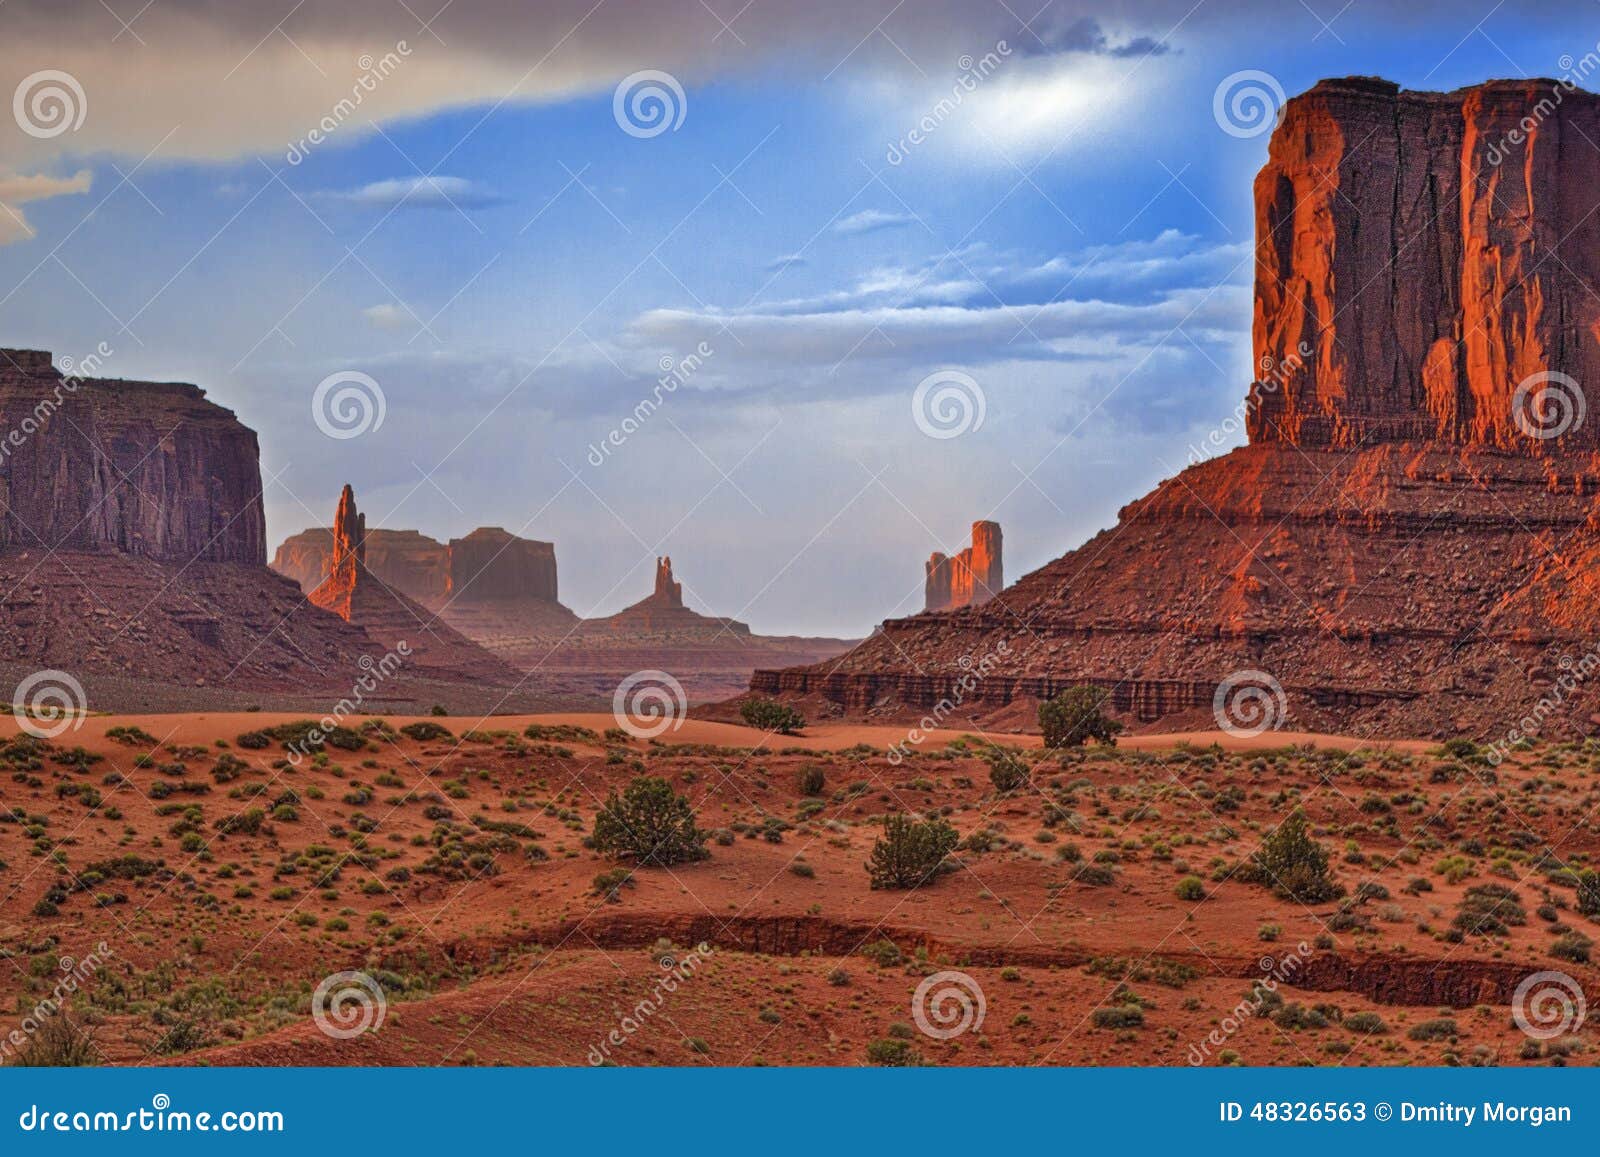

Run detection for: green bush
[[740, 698, 805, 735], [865, 814, 958, 890], [1246, 809, 1342, 903], [400, 721, 452, 742], [796, 765, 826, 796], [866, 1038, 921, 1066], [1038, 685, 1123, 749], [1407, 1017, 1458, 1042], [1175, 876, 1206, 901], [591, 776, 709, 867], [985, 746, 1030, 794], [1092, 1005, 1144, 1029], [1343, 1011, 1388, 1034]]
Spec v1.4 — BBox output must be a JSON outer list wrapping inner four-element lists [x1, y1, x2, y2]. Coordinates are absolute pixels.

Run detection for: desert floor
[[0, 710, 1590, 1067]]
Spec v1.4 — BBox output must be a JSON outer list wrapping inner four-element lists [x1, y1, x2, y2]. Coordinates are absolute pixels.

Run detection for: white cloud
[[832, 209, 914, 236], [362, 303, 415, 329], [322, 176, 504, 210], [0, 169, 90, 244]]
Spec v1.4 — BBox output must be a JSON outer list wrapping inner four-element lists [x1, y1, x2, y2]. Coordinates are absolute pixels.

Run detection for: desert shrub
[[865, 814, 959, 890], [1551, 932, 1592, 964], [8, 1010, 95, 1067], [1038, 685, 1123, 749], [1245, 810, 1342, 903], [985, 746, 1030, 793], [1574, 869, 1600, 918], [400, 722, 452, 742], [1175, 876, 1206, 901], [235, 731, 270, 750], [796, 765, 826, 797], [740, 699, 805, 735], [866, 1038, 920, 1066], [1343, 1011, 1388, 1034], [1092, 1005, 1144, 1029], [1408, 1017, 1458, 1042], [214, 808, 265, 836], [591, 776, 709, 867], [1072, 863, 1117, 886], [593, 867, 634, 901], [1452, 883, 1526, 938]]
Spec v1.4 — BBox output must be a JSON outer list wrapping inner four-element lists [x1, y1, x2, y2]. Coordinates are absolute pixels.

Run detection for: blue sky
[[0, 0, 1592, 633]]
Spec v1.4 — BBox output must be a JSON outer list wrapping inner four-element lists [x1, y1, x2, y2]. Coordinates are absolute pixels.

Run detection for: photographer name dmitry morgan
[[1401, 1102, 1571, 1127]]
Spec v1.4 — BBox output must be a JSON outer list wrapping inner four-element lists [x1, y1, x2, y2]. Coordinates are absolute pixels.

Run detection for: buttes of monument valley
[[10, 0, 1600, 1074]]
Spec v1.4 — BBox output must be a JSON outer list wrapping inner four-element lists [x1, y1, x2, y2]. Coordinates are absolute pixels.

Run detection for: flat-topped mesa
[[0, 348, 265, 564], [1250, 77, 1600, 450], [925, 521, 1003, 612], [447, 527, 559, 604]]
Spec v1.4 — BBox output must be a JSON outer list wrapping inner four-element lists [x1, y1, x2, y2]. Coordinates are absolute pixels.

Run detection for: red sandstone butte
[[753, 78, 1600, 740], [273, 527, 451, 606], [588, 556, 748, 636], [925, 521, 1003, 612], [1250, 76, 1600, 449], [0, 348, 264, 563], [307, 484, 518, 684], [447, 527, 559, 604]]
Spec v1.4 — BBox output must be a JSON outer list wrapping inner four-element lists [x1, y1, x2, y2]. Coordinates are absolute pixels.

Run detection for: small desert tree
[[9, 1010, 95, 1067], [1039, 685, 1123, 749], [984, 746, 1030, 794], [866, 814, 959, 890], [741, 698, 806, 735], [591, 776, 709, 867], [1248, 809, 1342, 903]]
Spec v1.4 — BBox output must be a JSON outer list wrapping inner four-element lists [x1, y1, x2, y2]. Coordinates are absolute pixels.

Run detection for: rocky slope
[[755, 78, 1600, 740]]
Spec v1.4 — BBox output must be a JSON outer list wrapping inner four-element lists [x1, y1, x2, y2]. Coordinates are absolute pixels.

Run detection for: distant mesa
[[925, 521, 1003, 613], [586, 555, 749, 637]]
